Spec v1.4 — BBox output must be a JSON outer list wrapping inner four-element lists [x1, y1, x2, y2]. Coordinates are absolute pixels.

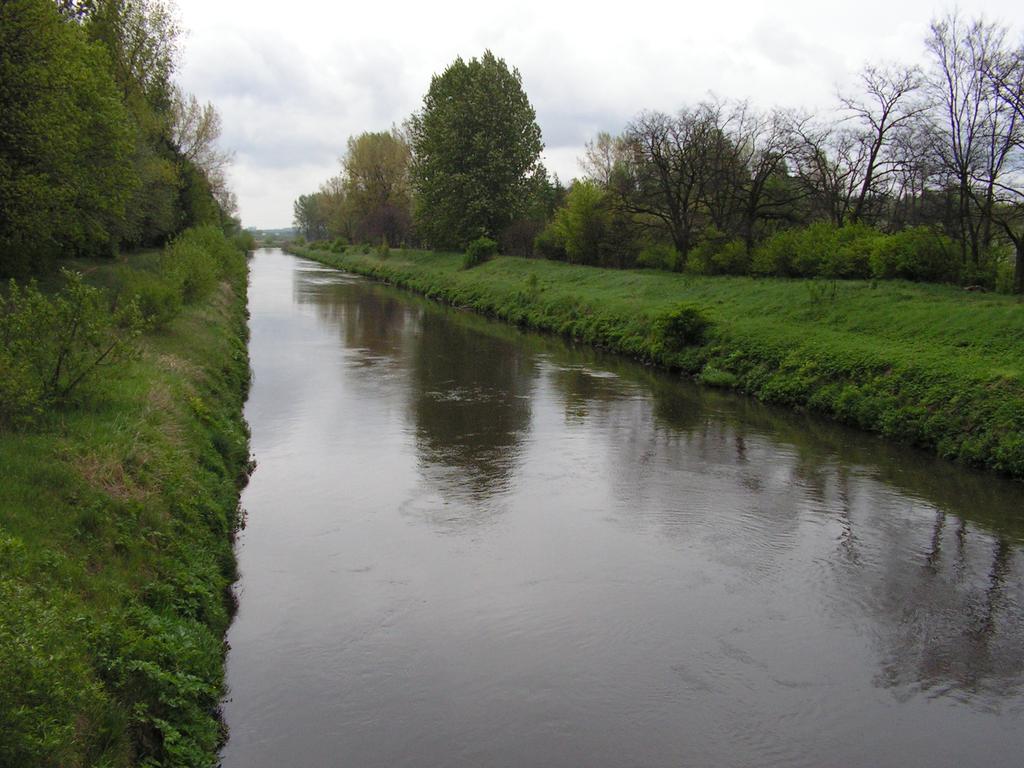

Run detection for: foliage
[[463, 236, 498, 269], [657, 304, 713, 350], [636, 243, 681, 271], [0, 240, 250, 766], [161, 225, 247, 304], [342, 130, 413, 245], [0, 271, 142, 425], [870, 226, 960, 282], [408, 51, 544, 248], [0, 0, 137, 276], [686, 230, 750, 275]]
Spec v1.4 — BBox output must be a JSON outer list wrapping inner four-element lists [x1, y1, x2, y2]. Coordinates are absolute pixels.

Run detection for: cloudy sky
[[173, 0, 1020, 228]]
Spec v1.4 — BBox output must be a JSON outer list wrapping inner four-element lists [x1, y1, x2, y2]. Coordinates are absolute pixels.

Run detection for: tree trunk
[[1014, 238, 1024, 295]]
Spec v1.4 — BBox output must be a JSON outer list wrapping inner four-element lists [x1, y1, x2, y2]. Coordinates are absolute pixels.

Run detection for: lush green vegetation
[[0, 228, 250, 766], [295, 13, 1024, 293], [291, 244, 1024, 479], [1, 0, 238, 278]]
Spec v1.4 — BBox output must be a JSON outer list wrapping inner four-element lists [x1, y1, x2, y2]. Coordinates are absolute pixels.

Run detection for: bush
[[329, 237, 348, 253], [636, 243, 680, 272], [463, 236, 498, 269], [0, 271, 142, 424], [657, 304, 712, 351], [533, 223, 567, 261], [376, 237, 391, 260], [120, 270, 181, 329], [870, 227, 959, 282], [232, 231, 256, 253], [825, 223, 882, 278], [752, 228, 802, 276], [686, 229, 749, 275], [161, 226, 246, 304]]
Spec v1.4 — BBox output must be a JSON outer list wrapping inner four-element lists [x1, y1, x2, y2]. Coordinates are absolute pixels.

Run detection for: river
[[220, 248, 1024, 767]]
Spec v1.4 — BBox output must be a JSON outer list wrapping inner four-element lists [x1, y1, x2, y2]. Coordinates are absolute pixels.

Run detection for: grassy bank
[[0, 240, 250, 765], [291, 245, 1024, 479]]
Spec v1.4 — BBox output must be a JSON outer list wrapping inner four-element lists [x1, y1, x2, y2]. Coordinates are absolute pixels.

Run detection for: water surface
[[221, 249, 1024, 767]]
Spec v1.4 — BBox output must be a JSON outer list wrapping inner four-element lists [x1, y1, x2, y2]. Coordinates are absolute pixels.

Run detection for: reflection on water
[[222, 250, 1024, 768]]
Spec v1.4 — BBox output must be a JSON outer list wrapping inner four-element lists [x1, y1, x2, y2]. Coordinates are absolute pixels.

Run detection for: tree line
[[297, 13, 1024, 292], [0, 0, 237, 278]]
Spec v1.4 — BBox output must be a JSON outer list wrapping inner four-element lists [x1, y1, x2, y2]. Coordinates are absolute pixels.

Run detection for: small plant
[[699, 365, 739, 389], [463, 236, 498, 269], [0, 270, 143, 426], [657, 303, 712, 351], [376, 237, 390, 260], [636, 243, 680, 271]]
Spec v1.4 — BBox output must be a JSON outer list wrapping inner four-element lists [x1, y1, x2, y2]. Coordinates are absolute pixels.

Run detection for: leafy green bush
[[161, 226, 246, 304], [534, 223, 567, 260], [330, 237, 348, 253], [657, 304, 712, 351], [463, 236, 498, 269], [0, 271, 142, 422], [870, 227, 959, 282], [752, 228, 803, 276], [825, 223, 882, 278], [232, 230, 256, 253], [376, 237, 391, 260], [699, 364, 739, 388], [636, 243, 680, 272], [117, 269, 181, 329], [686, 229, 749, 275]]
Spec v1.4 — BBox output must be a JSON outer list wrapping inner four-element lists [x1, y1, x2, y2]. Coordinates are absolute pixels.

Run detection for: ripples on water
[[221, 250, 1024, 768]]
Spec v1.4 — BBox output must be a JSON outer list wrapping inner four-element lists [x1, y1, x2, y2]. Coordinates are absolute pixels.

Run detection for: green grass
[[292, 245, 1024, 479], [0, 254, 250, 766]]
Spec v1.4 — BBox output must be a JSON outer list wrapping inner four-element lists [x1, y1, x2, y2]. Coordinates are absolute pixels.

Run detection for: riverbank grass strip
[[292, 245, 1024, 479], [0, 246, 250, 766]]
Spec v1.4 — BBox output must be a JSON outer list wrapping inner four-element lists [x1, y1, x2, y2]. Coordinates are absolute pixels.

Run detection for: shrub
[[657, 304, 712, 351], [463, 236, 498, 269], [161, 227, 246, 304], [825, 223, 882, 278], [686, 229, 749, 275], [329, 237, 348, 253], [376, 237, 391, 260], [0, 271, 142, 422], [870, 227, 959, 282], [533, 223, 567, 260], [790, 222, 839, 277], [232, 231, 256, 253], [636, 243, 680, 271], [699, 364, 739, 388], [120, 270, 181, 329], [752, 228, 802, 276]]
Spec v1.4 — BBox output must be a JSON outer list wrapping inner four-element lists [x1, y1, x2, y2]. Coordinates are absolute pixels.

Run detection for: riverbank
[[290, 245, 1024, 479], [0, 243, 251, 766]]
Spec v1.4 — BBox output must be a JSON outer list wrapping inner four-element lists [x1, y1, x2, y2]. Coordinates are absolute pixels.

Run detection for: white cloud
[[173, 0, 1022, 227]]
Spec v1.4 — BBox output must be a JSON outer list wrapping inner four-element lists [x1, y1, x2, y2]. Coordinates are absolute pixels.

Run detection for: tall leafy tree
[[0, 0, 136, 275], [408, 51, 544, 249], [342, 129, 412, 244]]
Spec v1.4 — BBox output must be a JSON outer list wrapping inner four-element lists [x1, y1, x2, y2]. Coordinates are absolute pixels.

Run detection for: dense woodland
[[0, 0, 240, 278], [296, 15, 1024, 293]]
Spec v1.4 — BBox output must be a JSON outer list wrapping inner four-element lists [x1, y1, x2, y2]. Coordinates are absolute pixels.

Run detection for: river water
[[220, 249, 1024, 767]]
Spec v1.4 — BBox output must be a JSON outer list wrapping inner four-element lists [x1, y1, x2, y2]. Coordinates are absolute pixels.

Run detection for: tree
[[926, 13, 1017, 269], [614, 106, 729, 255], [0, 0, 137, 275], [839, 64, 929, 224], [985, 39, 1024, 293], [342, 129, 412, 244], [408, 51, 544, 249], [171, 87, 234, 215]]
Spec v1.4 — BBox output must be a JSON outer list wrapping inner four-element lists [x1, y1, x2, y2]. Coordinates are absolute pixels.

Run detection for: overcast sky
[[173, 0, 1020, 228]]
